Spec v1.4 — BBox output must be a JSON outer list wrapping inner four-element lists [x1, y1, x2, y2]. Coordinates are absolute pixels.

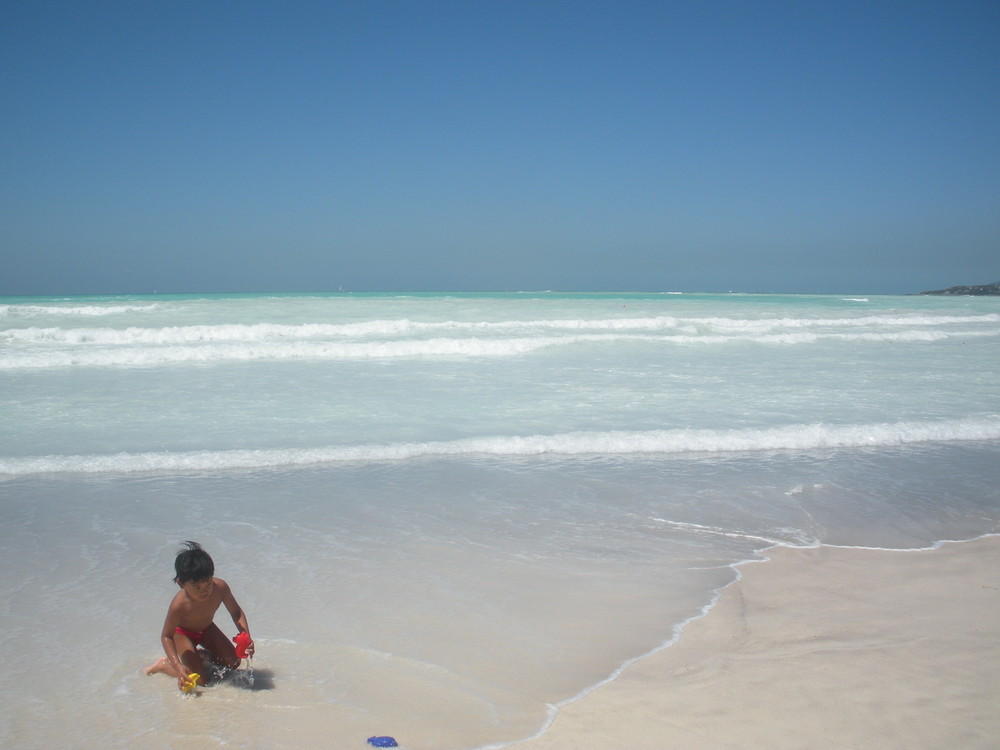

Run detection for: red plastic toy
[[233, 631, 252, 659]]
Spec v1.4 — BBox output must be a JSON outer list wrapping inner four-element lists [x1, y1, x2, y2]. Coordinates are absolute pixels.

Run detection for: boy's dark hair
[[173, 541, 215, 584]]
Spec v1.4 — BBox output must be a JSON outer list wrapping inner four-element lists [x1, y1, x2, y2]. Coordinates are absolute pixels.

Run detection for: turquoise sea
[[2, 291, 999, 748]]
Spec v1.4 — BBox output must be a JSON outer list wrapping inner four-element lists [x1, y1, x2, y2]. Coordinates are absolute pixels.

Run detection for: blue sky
[[2, 0, 998, 295]]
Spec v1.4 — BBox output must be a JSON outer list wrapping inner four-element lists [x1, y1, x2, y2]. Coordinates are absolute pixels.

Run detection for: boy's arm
[[220, 579, 255, 657]]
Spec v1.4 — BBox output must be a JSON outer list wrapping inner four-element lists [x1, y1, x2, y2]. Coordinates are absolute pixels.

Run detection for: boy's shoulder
[[166, 587, 188, 614], [167, 577, 229, 606]]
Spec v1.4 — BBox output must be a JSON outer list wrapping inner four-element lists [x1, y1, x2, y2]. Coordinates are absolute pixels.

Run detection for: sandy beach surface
[[509, 535, 1000, 750]]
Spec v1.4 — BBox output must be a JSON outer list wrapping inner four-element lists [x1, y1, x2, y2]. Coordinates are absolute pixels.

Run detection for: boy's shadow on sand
[[227, 667, 276, 691]]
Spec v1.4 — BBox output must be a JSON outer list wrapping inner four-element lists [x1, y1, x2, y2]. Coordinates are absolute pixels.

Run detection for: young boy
[[145, 541, 255, 690]]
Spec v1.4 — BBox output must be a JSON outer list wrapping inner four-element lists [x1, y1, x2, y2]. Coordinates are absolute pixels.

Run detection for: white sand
[[509, 536, 1000, 749]]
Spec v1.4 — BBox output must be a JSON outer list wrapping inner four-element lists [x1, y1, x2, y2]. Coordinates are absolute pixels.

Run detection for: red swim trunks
[[175, 626, 206, 645]]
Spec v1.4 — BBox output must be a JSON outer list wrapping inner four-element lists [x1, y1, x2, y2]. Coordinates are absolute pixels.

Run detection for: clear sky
[[2, 0, 998, 295]]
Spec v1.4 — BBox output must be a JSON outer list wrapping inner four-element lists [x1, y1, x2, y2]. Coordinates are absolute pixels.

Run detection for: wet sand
[[509, 536, 1000, 750]]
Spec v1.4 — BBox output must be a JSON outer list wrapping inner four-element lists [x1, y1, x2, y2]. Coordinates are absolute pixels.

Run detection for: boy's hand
[[234, 630, 255, 659]]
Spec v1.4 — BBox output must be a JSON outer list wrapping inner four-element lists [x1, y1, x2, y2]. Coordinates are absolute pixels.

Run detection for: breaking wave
[[3, 417, 998, 476], [0, 303, 161, 318], [2, 311, 997, 369]]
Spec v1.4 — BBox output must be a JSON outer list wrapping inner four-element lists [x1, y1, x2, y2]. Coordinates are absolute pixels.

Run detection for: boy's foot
[[144, 657, 169, 676]]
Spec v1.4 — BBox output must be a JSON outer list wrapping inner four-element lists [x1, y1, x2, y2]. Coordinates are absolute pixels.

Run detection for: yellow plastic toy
[[181, 673, 201, 693]]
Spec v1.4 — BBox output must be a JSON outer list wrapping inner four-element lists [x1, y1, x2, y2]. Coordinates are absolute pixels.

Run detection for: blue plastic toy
[[367, 738, 398, 748]]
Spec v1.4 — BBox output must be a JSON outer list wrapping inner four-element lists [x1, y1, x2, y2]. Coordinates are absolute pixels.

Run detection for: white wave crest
[[1, 319, 678, 345], [0, 303, 160, 318], [5, 311, 997, 345], [3, 325, 997, 369], [684, 312, 1000, 333], [0, 335, 598, 368], [3, 418, 997, 476]]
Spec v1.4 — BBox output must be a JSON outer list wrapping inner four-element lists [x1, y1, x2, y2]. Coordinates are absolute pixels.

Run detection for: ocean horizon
[[2, 290, 998, 748]]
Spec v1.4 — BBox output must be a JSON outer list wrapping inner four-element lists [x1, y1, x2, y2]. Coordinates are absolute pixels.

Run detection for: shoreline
[[505, 535, 1000, 749]]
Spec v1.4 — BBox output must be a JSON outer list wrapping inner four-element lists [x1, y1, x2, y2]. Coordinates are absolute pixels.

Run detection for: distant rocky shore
[[919, 282, 1000, 296]]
